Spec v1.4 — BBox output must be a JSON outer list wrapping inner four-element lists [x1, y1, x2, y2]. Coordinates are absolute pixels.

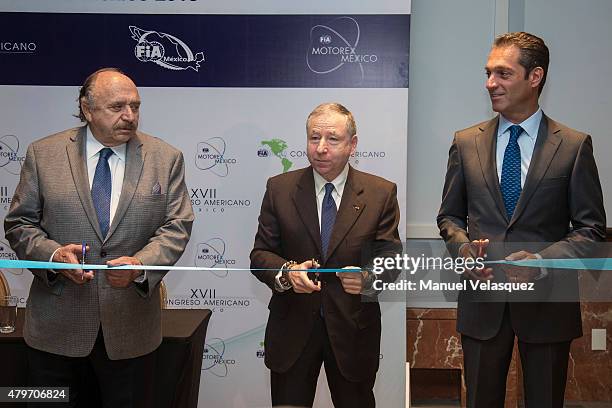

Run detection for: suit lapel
[[509, 115, 562, 227], [66, 127, 105, 240], [325, 167, 365, 262], [475, 117, 508, 221], [106, 133, 145, 240], [292, 167, 322, 253]]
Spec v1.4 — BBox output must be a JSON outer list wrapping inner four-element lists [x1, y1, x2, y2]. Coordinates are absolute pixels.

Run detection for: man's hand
[[460, 239, 493, 281], [504, 251, 539, 283], [106, 256, 143, 288], [337, 266, 367, 295], [52, 244, 94, 284], [287, 260, 321, 293]]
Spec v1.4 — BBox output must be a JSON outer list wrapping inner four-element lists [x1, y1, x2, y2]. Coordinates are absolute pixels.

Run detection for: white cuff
[[133, 271, 147, 283], [534, 253, 548, 280], [48, 248, 61, 274], [361, 270, 378, 296]]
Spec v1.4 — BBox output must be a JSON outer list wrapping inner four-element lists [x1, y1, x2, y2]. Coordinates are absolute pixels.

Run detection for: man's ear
[[350, 134, 358, 155], [81, 98, 93, 122], [530, 66, 544, 90]]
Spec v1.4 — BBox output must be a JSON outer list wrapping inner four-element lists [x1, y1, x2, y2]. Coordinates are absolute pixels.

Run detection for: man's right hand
[[460, 239, 493, 281], [287, 260, 321, 293], [52, 244, 94, 284]]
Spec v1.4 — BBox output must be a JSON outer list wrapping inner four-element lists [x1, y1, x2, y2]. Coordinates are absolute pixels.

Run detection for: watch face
[[280, 272, 292, 289]]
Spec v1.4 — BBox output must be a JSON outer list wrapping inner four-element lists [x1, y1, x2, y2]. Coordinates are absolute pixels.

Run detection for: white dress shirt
[[496, 108, 543, 186]]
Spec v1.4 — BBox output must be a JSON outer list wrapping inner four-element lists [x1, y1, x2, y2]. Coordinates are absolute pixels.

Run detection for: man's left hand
[[337, 267, 368, 295], [504, 251, 539, 283], [106, 256, 143, 288]]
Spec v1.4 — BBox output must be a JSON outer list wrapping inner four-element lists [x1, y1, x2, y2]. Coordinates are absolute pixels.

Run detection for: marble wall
[[406, 305, 612, 406]]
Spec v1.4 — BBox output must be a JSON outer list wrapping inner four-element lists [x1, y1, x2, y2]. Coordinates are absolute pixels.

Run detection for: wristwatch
[[278, 261, 297, 290]]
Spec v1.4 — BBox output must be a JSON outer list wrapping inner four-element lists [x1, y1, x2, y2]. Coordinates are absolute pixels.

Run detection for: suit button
[[100, 251, 107, 258]]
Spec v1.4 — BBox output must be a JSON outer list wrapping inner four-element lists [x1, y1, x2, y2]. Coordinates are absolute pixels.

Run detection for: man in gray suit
[[4, 68, 194, 407], [438, 33, 606, 407]]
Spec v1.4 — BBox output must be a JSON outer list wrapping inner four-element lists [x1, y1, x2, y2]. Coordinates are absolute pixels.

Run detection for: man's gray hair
[[306, 102, 357, 137]]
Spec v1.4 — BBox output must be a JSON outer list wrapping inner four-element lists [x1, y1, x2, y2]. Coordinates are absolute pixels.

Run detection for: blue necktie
[[320, 182, 337, 259], [91, 148, 113, 238], [500, 125, 523, 219]]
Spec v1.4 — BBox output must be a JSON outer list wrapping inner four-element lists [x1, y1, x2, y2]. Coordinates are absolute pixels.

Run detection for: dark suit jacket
[[4, 126, 194, 359], [437, 115, 606, 342], [250, 165, 401, 382]]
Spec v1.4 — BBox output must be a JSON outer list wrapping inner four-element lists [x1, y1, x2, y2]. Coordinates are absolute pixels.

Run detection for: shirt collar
[[86, 126, 127, 162], [313, 163, 349, 196], [498, 108, 543, 141]]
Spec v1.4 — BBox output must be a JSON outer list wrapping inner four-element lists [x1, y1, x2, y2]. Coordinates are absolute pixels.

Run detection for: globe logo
[[195, 238, 230, 278], [0, 135, 23, 175], [307, 16, 376, 82], [0, 240, 22, 276], [195, 137, 232, 177], [202, 338, 232, 377]]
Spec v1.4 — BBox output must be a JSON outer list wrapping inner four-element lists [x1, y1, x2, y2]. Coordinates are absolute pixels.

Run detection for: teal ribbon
[[2, 258, 611, 272], [0, 259, 360, 273], [486, 258, 612, 270]]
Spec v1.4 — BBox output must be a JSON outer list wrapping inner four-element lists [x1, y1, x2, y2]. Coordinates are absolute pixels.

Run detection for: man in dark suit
[[437, 32, 606, 407], [4, 68, 194, 407], [251, 103, 401, 407]]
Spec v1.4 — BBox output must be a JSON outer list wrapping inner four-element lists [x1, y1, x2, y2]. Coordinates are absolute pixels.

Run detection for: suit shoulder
[[137, 131, 183, 156], [31, 127, 82, 148], [266, 167, 308, 186], [547, 118, 589, 143], [351, 168, 397, 192], [455, 119, 495, 140]]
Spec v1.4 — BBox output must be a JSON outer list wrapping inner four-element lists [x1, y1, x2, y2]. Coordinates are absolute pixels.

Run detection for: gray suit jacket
[[4, 126, 194, 359], [437, 115, 606, 342]]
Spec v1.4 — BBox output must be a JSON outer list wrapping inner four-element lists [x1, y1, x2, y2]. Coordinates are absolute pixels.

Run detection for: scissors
[[81, 242, 87, 280], [310, 258, 320, 283]]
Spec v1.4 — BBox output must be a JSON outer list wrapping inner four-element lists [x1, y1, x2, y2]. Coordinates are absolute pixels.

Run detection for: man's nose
[[316, 139, 328, 153], [486, 75, 497, 90], [122, 106, 136, 121]]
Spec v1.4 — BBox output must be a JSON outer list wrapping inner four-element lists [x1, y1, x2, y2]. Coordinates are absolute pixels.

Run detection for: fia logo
[[130, 26, 205, 71], [135, 41, 165, 61]]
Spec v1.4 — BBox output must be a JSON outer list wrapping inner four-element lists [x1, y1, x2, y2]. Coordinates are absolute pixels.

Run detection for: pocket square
[[151, 182, 162, 195]]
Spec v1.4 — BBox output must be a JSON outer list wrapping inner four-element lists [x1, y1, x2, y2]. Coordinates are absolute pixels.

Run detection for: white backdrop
[[0, 86, 408, 407]]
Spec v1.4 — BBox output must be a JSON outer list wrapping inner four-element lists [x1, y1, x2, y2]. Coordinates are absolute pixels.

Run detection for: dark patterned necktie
[[500, 125, 523, 219], [91, 148, 113, 237], [320, 182, 337, 259]]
